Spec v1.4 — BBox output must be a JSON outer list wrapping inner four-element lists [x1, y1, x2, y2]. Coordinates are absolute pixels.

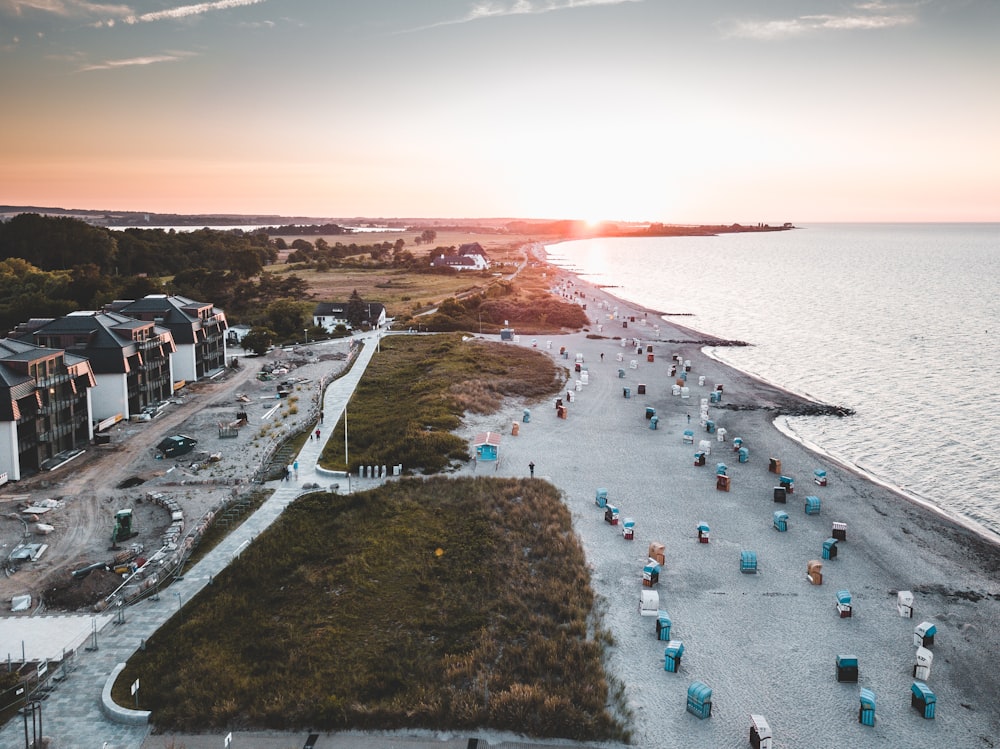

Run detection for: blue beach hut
[[773, 511, 789, 532], [709, 390, 721, 403], [805, 496, 821, 515], [522, 408, 531, 423], [595, 488, 608, 508], [738, 446, 749, 463], [705, 419, 716, 434], [836, 654, 859, 682], [645, 406, 656, 420], [814, 468, 828, 486], [686, 681, 712, 719], [473, 432, 501, 463], [649, 415, 659, 430], [740, 550, 758, 574], [779, 475, 794, 493], [622, 517, 636, 540], [715, 462, 727, 476], [911, 681, 936, 719], [683, 429, 695, 444], [623, 386, 631, 399], [858, 688, 876, 726], [604, 504, 620, 525], [664, 640, 684, 672], [732, 436, 743, 450], [656, 610, 672, 641], [694, 451, 706, 466]]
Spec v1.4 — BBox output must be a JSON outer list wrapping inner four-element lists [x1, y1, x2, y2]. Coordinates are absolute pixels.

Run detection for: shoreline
[[513, 247, 1000, 746], [539, 242, 999, 552]]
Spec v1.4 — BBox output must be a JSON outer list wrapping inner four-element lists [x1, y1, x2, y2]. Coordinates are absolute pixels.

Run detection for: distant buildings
[[0, 294, 228, 483]]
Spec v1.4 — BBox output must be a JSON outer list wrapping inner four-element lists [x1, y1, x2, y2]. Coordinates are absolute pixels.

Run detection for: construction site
[[0, 340, 354, 614]]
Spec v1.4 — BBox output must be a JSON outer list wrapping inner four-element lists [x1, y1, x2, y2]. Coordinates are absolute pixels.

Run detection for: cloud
[[399, 0, 643, 34], [1, 0, 131, 17], [722, 2, 918, 40], [77, 49, 197, 71], [120, 0, 267, 25]]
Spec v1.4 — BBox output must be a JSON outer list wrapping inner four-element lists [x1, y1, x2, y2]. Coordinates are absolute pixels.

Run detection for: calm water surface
[[546, 224, 1000, 540]]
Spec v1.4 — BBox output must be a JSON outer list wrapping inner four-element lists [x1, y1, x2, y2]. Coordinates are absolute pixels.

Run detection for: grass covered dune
[[121, 477, 629, 742]]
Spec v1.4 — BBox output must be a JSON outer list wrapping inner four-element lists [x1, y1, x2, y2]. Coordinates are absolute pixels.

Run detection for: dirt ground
[[0, 339, 354, 614]]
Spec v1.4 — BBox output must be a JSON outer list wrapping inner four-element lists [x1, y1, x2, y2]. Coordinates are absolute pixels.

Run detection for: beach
[[455, 256, 1000, 748]]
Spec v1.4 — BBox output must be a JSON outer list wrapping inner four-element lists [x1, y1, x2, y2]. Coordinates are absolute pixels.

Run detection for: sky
[[1, 0, 998, 224]]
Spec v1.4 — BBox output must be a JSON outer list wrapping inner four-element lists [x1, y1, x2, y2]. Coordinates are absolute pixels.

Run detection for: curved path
[[0, 335, 382, 749]]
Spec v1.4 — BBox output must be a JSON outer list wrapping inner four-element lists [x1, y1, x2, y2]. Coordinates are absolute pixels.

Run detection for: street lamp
[[304, 329, 308, 343]]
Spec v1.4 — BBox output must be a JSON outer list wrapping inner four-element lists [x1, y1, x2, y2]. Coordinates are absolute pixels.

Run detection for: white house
[[313, 301, 387, 333]]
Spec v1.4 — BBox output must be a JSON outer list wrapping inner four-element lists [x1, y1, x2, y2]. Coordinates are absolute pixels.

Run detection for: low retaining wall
[[101, 663, 151, 725]]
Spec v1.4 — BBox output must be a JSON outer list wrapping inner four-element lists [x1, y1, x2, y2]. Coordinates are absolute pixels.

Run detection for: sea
[[545, 223, 1000, 543]]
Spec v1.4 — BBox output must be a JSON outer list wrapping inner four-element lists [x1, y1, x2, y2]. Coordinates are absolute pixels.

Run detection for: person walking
[[529, 461, 535, 478]]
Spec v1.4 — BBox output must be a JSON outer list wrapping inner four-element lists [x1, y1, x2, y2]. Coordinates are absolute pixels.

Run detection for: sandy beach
[[453, 258, 1000, 748]]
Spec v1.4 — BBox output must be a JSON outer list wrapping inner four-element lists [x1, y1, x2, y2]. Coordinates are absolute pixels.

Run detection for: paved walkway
[[0, 336, 382, 749]]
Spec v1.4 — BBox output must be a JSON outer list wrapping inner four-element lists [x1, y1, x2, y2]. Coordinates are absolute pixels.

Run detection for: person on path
[[600, 352, 604, 361], [315, 428, 321, 439], [687, 413, 691, 424], [529, 461, 535, 478]]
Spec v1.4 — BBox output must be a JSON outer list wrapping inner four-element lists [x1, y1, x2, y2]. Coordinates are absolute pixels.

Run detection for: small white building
[[313, 301, 386, 333]]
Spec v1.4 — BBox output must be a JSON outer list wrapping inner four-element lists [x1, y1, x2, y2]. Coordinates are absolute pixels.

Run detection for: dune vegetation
[[118, 477, 629, 742], [320, 333, 566, 474]]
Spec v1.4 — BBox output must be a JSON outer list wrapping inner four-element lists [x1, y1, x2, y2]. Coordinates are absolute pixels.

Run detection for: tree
[[241, 327, 276, 355], [345, 289, 367, 329], [264, 299, 310, 338]]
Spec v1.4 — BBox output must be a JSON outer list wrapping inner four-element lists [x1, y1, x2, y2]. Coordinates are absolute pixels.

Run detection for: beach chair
[[858, 688, 876, 726], [836, 654, 859, 683], [911, 682, 936, 719], [664, 641, 684, 673], [686, 681, 712, 719], [656, 610, 672, 641], [836, 589, 853, 617], [914, 621, 937, 647], [749, 714, 772, 749]]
